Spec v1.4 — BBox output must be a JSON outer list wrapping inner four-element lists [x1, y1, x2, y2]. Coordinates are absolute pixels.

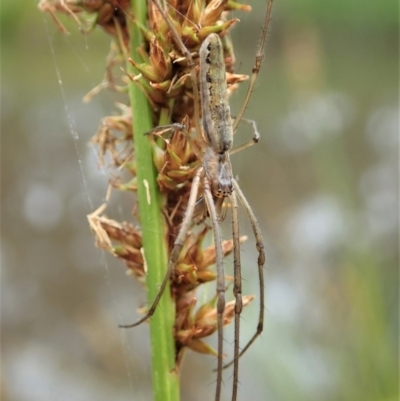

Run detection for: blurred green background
[[2, 1, 398, 401]]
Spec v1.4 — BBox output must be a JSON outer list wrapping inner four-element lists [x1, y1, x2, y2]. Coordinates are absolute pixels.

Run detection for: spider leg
[[231, 190, 242, 401], [230, 117, 260, 156], [232, 0, 274, 132], [222, 178, 265, 369], [119, 167, 204, 328], [204, 180, 225, 401]]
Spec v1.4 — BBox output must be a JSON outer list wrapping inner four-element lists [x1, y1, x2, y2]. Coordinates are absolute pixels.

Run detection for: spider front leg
[[222, 178, 266, 369], [119, 167, 204, 328], [231, 189, 242, 401], [203, 178, 225, 401]]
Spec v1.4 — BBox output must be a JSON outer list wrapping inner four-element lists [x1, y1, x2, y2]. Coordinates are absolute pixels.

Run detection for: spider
[[120, 1, 274, 400]]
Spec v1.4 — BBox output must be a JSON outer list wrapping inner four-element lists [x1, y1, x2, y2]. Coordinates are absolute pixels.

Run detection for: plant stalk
[[128, 1, 179, 400]]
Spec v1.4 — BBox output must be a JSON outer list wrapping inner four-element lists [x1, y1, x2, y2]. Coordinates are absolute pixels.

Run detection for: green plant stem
[[128, 2, 179, 400]]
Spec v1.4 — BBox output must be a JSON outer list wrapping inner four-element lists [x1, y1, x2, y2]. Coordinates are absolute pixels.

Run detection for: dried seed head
[[200, 235, 248, 270], [175, 294, 255, 356], [200, 0, 229, 26], [149, 37, 173, 79]]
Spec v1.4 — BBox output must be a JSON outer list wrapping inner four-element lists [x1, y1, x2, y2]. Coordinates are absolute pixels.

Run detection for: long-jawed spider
[[119, 1, 274, 400]]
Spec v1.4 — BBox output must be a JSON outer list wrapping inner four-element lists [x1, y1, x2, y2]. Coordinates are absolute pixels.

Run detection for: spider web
[[41, 15, 152, 401]]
